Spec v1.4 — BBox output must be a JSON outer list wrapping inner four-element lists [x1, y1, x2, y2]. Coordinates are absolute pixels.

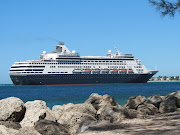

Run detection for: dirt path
[[79, 109, 180, 135]]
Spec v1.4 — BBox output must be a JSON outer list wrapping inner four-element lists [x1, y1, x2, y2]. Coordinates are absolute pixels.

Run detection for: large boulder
[[137, 104, 159, 115], [52, 103, 74, 121], [0, 121, 21, 130], [34, 119, 70, 135], [18, 127, 41, 135], [172, 90, 180, 108], [98, 106, 138, 123], [85, 93, 118, 114], [0, 97, 25, 122], [58, 111, 96, 135], [124, 96, 146, 109], [21, 100, 56, 127], [144, 95, 163, 108], [159, 95, 178, 113], [0, 125, 41, 135], [0, 125, 19, 135], [65, 103, 97, 118]]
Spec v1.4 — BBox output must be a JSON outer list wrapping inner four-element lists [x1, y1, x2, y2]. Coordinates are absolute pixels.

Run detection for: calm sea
[[0, 82, 180, 108]]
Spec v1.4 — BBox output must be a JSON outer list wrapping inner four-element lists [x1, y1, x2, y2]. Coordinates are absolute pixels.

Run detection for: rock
[[159, 95, 178, 113], [21, 100, 56, 127], [85, 93, 118, 113], [124, 96, 146, 109], [34, 119, 70, 135], [98, 106, 138, 123], [0, 125, 19, 135], [137, 104, 159, 115], [144, 95, 163, 108], [52, 103, 74, 121], [58, 111, 96, 135], [160, 96, 166, 101], [18, 127, 41, 135], [52, 105, 64, 121], [0, 97, 25, 122], [0, 125, 41, 135], [172, 90, 180, 108], [0, 121, 21, 130], [66, 103, 97, 118]]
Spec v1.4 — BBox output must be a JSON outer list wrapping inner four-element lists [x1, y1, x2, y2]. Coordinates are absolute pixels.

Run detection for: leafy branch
[[149, 0, 180, 17]]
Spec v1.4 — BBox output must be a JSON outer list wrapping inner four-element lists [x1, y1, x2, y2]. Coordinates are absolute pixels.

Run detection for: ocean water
[[0, 82, 180, 109]]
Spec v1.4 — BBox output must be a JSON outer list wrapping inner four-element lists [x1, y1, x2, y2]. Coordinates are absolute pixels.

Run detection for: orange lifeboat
[[111, 69, 118, 71], [128, 69, 134, 74], [83, 69, 91, 74], [83, 69, 91, 71], [92, 68, 100, 74], [119, 69, 127, 74], [92, 68, 100, 71], [120, 69, 127, 71], [101, 68, 109, 74], [101, 68, 109, 71], [110, 69, 118, 74]]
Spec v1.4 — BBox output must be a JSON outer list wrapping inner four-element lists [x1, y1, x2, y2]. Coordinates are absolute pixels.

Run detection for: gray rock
[[18, 127, 41, 135], [58, 111, 96, 135], [98, 106, 138, 123], [0, 97, 25, 122], [144, 95, 163, 108], [137, 104, 159, 115], [159, 95, 178, 113], [52, 103, 74, 121], [0, 125, 41, 135], [0, 121, 21, 130], [0, 125, 19, 135], [172, 90, 180, 108], [34, 119, 70, 135], [85, 93, 118, 114], [21, 100, 56, 127], [66, 103, 97, 118], [124, 96, 146, 109]]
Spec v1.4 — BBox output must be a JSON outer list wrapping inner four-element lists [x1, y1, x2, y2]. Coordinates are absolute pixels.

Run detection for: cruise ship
[[9, 42, 158, 85]]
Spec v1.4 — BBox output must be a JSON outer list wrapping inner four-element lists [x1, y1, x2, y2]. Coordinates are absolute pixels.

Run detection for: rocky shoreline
[[0, 90, 180, 135]]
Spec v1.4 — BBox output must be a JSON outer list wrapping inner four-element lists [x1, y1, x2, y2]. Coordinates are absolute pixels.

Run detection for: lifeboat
[[119, 69, 127, 74], [82, 69, 91, 74], [92, 68, 100, 74], [101, 68, 109, 74], [128, 69, 134, 74], [101, 68, 109, 71], [110, 69, 118, 74]]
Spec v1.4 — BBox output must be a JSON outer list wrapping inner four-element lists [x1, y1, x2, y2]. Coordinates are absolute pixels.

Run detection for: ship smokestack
[[59, 42, 64, 45]]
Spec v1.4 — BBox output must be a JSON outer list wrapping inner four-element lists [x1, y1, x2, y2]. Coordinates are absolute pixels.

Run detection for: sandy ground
[[79, 109, 180, 135]]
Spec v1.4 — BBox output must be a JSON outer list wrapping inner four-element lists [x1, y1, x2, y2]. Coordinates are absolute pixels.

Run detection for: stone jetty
[[0, 90, 180, 135]]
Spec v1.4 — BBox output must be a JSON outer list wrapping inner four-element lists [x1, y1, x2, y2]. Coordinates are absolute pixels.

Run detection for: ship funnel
[[59, 42, 64, 45]]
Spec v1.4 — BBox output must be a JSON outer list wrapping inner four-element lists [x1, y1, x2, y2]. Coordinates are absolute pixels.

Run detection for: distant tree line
[[149, 0, 180, 17], [152, 76, 180, 81]]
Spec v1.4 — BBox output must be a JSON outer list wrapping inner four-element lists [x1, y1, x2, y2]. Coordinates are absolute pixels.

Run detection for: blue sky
[[0, 0, 180, 84]]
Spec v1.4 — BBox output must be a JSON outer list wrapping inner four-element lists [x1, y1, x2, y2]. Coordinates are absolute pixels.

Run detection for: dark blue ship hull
[[10, 73, 155, 85]]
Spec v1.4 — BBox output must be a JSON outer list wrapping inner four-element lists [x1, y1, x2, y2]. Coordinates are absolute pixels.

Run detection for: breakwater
[[0, 90, 180, 135]]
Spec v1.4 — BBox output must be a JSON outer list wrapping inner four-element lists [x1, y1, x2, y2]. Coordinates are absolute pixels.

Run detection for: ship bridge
[[39, 42, 80, 60]]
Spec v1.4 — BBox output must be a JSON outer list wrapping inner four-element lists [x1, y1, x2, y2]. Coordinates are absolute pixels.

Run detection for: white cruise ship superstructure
[[9, 42, 158, 85]]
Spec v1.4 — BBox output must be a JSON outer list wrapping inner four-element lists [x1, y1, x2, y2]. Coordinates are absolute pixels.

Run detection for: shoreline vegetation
[[0, 90, 180, 135], [149, 76, 180, 82]]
